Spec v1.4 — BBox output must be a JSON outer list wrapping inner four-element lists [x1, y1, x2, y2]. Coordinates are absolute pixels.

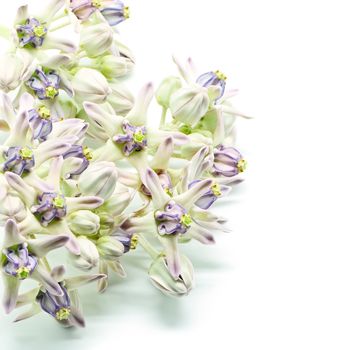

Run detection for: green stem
[[137, 234, 159, 260], [159, 107, 168, 128]]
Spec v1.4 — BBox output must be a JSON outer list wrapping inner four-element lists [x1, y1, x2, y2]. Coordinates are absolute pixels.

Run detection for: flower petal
[[2, 274, 20, 314], [31, 264, 64, 296], [66, 196, 104, 214], [158, 235, 181, 280], [141, 168, 170, 209], [3, 219, 25, 248], [150, 136, 174, 170], [5, 172, 36, 207], [27, 235, 69, 258], [126, 83, 153, 126], [64, 274, 106, 290], [174, 179, 213, 210]]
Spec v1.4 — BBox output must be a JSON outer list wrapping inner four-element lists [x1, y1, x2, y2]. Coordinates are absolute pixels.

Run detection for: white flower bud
[[80, 23, 114, 57], [71, 236, 99, 270], [156, 76, 182, 108], [106, 83, 134, 115], [0, 193, 26, 224], [72, 68, 112, 103], [96, 236, 124, 260], [100, 188, 133, 216], [169, 85, 210, 127], [0, 53, 32, 92], [68, 210, 100, 236], [148, 254, 194, 297], [97, 55, 134, 79], [78, 162, 118, 200]]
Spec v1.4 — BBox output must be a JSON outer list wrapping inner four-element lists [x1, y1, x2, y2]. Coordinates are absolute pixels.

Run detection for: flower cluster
[[0, 0, 249, 327]]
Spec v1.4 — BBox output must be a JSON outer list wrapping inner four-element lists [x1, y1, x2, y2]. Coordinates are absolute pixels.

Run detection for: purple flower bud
[[3, 243, 38, 280], [196, 70, 227, 101], [63, 145, 92, 178], [70, 0, 129, 26], [112, 231, 138, 253], [28, 106, 53, 141], [188, 180, 221, 210], [2, 146, 35, 176], [36, 283, 71, 321], [32, 193, 67, 226], [100, 1, 130, 26], [155, 200, 192, 235], [26, 68, 60, 100], [16, 18, 47, 48], [212, 145, 247, 178], [113, 120, 147, 156]]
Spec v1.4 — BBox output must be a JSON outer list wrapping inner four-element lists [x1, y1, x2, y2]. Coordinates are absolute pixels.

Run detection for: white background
[[1, 0, 350, 349]]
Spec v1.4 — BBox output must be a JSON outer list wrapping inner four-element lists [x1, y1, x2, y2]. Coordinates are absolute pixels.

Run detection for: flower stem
[[137, 234, 159, 260]]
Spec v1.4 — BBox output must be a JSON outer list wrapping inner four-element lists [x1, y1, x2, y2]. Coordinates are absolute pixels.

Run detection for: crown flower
[[0, 0, 250, 327]]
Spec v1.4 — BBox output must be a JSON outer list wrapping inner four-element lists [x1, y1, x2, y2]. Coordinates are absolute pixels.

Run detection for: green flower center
[[38, 105, 50, 119], [33, 25, 46, 38], [16, 266, 30, 279], [45, 86, 58, 99], [56, 307, 71, 321], [180, 213, 192, 227], [19, 147, 33, 160], [133, 130, 145, 143], [214, 70, 227, 81], [237, 159, 247, 173], [211, 183, 222, 197], [53, 195, 65, 209]]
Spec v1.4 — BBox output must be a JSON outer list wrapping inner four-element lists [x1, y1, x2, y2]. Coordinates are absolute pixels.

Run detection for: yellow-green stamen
[[33, 25, 46, 38], [45, 86, 58, 99], [211, 183, 222, 197], [123, 6, 130, 19], [215, 70, 227, 81], [16, 266, 30, 279], [53, 195, 65, 209], [237, 159, 247, 173], [38, 105, 50, 119], [130, 235, 138, 250], [55, 307, 70, 321], [92, 0, 102, 8], [180, 213, 192, 227], [19, 147, 33, 160], [83, 146, 93, 161], [133, 131, 145, 143]]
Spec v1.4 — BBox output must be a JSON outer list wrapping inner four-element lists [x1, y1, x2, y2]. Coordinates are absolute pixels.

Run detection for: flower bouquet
[[0, 0, 249, 327]]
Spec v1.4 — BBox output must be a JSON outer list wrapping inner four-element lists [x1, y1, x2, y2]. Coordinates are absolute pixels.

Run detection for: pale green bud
[[148, 254, 194, 297], [71, 236, 99, 270], [97, 55, 134, 79], [96, 236, 124, 260], [78, 162, 118, 200], [156, 76, 182, 108], [0, 193, 26, 224], [106, 83, 134, 115], [169, 85, 210, 127], [80, 23, 114, 57], [72, 68, 112, 104], [68, 210, 100, 236]]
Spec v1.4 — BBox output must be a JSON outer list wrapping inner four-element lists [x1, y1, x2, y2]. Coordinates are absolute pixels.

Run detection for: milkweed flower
[[13, 0, 77, 52], [1, 219, 69, 314], [70, 0, 130, 26], [13, 265, 105, 327], [0, 0, 249, 327]]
